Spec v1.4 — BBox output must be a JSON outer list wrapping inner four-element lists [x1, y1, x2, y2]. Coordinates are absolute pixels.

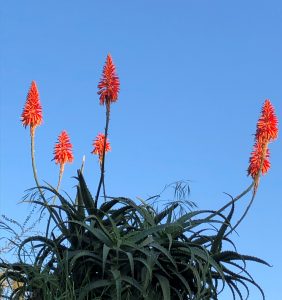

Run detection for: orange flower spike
[[91, 133, 111, 163], [52, 131, 73, 204], [53, 131, 74, 166], [247, 100, 278, 191], [256, 99, 278, 143], [21, 81, 43, 133], [248, 142, 271, 178], [97, 54, 120, 105]]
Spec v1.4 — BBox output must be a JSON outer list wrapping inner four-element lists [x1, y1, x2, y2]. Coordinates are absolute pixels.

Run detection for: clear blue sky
[[0, 1, 281, 299]]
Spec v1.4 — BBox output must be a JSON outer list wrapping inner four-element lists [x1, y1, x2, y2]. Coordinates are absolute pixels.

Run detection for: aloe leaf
[[111, 269, 121, 300], [102, 244, 111, 277], [78, 279, 111, 300], [69, 220, 113, 246], [154, 274, 171, 300], [77, 170, 96, 213], [210, 200, 234, 254], [154, 203, 179, 224]]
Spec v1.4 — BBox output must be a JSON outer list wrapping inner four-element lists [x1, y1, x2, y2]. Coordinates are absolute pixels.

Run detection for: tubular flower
[[248, 142, 270, 178], [97, 54, 120, 105], [247, 99, 278, 184], [256, 99, 278, 142], [21, 81, 43, 131], [91, 133, 111, 163], [53, 131, 74, 165]]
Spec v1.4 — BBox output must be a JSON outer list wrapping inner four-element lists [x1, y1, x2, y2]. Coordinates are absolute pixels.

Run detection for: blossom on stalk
[[247, 99, 278, 187], [52, 131, 73, 203], [21, 81, 44, 193], [248, 142, 270, 178], [97, 54, 120, 105], [255, 99, 278, 142], [21, 81, 43, 134], [53, 131, 74, 166], [91, 133, 111, 163]]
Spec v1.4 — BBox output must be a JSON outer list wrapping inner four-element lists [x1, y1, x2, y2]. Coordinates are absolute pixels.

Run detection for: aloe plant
[[0, 172, 270, 300], [0, 57, 278, 299]]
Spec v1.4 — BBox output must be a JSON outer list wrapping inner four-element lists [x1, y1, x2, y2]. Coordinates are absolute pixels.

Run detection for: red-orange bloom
[[248, 142, 270, 178], [247, 99, 278, 181], [256, 99, 278, 142], [21, 81, 43, 129], [91, 133, 111, 162], [97, 54, 120, 105], [53, 131, 74, 165]]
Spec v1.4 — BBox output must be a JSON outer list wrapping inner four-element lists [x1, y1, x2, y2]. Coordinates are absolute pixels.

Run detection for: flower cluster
[[21, 81, 43, 133], [91, 133, 111, 163], [53, 131, 74, 166], [97, 54, 120, 105], [248, 100, 278, 182], [21, 54, 120, 197], [21, 60, 278, 203]]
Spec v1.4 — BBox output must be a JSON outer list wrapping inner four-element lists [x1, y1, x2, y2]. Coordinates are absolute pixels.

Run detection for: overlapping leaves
[[0, 173, 269, 299]]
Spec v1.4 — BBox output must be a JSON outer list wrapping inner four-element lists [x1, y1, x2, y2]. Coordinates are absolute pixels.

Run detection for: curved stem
[[30, 126, 62, 238], [224, 143, 268, 235], [99, 160, 107, 201], [30, 126, 44, 200], [102, 180, 106, 201], [95, 101, 110, 206], [225, 188, 257, 236], [206, 182, 254, 222], [52, 164, 64, 204]]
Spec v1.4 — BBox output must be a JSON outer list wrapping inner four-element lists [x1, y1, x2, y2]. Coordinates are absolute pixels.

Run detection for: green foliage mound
[[0, 172, 269, 300]]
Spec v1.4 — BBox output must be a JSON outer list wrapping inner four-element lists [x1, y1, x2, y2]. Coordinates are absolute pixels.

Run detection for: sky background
[[0, 1, 281, 299]]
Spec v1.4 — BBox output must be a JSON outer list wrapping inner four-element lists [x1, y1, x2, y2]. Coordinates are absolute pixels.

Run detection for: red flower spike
[[21, 81, 43, 129], [98, 54, 120, 105], [256, 99, 278, 142], [91, 133, 111, 162], [248, 142, 270, 178], [247, 100, 278, 185], [53, 131, 74, 165]]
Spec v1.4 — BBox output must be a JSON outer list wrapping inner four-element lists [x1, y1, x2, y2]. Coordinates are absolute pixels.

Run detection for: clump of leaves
[[0, 172, 269, 300]]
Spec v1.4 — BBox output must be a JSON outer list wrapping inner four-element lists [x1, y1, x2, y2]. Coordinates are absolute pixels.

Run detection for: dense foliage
[[0, 172, 270, 299]]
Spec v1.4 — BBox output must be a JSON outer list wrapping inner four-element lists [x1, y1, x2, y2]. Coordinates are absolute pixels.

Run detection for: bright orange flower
[[53, 131, 74, 165], [21, 81, 43, 130], [91, 133, 111, 162], [247, 99, 278, 183], [256, 99, 278, 142], [248, 142, 270, 178], [97, 54, 120, 105]]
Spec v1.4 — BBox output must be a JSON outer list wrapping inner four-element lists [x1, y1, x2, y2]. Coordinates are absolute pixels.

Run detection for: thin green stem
[[225, 143, 268, 235], [100, 160, 107, 201], [225, 188, 257, 236], [95, 101, 110, 206], [31, 126, 58, 228], [206, 182, 254, 222], [102, 180, 106, 201], [30, 126, 44, 200], [30, 127, 65, 240], [52, 164, 64, 204]]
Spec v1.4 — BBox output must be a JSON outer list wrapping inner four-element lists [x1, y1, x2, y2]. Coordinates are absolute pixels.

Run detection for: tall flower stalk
[[227, 99, 279, 234], [92, 133, 111, 198], [21, 81, 43, 196], [203, 100, 278, 236], [95, 54, 120, 204], [53, 131, 74, 203], [248, 99, 278, 191]]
